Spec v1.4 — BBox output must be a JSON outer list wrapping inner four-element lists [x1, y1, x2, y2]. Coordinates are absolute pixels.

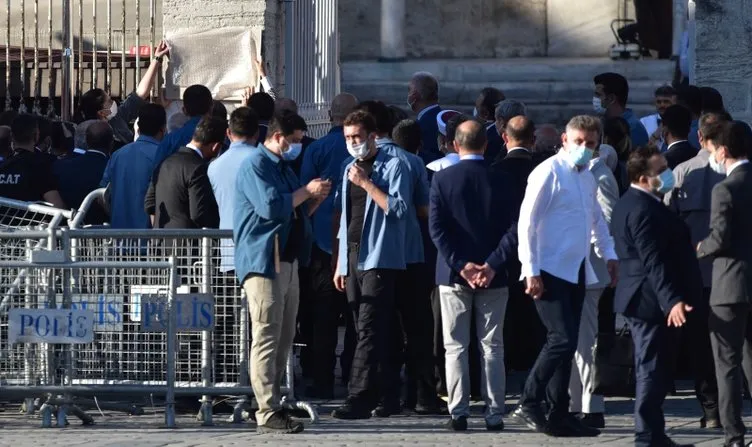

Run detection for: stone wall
[[694, 0, 752, 123], [340, 0, 547, 60]]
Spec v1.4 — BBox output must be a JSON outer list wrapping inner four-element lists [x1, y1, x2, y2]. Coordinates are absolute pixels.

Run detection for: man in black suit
[[54, 120, 112, 224], [697, 121, 752, 447], [611, 145, 702, 447], [663, 105, 697, 169], [144, 116, 224, 230]]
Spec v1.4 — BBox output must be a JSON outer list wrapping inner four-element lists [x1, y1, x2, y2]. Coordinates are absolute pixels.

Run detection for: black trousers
[[519, 267, 585, 419], [383, 263, 437, 407], [346, 244, 398, 405], [504, 277, 547, 372], [686, 288, 719, 418], [710, 303, 752, 445], [308, 245, 356, 391]]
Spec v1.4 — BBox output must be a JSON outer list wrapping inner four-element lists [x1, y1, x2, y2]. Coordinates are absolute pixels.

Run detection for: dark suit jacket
[[144, 146, 219, 229], [664, 140, 698, 169], [485, 123, 505, 164], [290, 135, 316, 178], [417, 105, 442, 165], [429, 159, 519, 289], [612, 187, 703, 321], [53, 150, 109, 224], [698, 163, 752, 305], [491, 147, 533, 202]]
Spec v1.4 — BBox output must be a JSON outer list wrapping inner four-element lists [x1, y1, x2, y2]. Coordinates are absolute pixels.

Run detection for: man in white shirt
[[642, 86, 677, 148], [426, 111, 467, 173], [513, 115, 618, 438]]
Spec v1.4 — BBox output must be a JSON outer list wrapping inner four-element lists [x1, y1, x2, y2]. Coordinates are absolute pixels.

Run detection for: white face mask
[[347, 141, 370, 160], [709, 150, 727, 175], [472, 107, 479, 117], [592, 96, 606, 115], [107, 101, 118, 121]]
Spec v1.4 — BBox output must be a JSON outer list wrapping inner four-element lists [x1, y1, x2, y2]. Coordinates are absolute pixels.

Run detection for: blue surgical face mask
[[282, 142, 302, 161], [655, 168, 675, 194], [567, 144, 594, 167]]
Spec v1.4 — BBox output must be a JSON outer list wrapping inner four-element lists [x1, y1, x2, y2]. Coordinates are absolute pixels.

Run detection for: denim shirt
[[300, 126, 349, 254], [233, 144, 313, 281], [99, 135, 160, 229], [376, 137, 428, 264], [622, 108, 649, 149], [154, 116, 201, 168], [334, 148, 409, 276]]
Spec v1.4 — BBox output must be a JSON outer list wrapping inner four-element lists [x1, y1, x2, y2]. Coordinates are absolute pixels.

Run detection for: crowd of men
[[1, 42, 752, 446]]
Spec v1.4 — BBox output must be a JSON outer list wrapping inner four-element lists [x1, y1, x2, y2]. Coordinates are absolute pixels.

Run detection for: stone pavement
[[0, 391, 742, 447]]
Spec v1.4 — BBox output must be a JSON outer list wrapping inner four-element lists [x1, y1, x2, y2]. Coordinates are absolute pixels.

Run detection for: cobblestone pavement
[[0, 391, 741, 447]]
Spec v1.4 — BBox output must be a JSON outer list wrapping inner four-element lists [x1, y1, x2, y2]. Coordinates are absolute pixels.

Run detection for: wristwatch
[[154, 56, 163, 63]]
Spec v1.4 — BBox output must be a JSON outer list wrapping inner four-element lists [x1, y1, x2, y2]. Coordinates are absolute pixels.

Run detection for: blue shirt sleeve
[[631, 120, 650, 148], [385, 159, 408, 218], [238, 156, 294, 222]]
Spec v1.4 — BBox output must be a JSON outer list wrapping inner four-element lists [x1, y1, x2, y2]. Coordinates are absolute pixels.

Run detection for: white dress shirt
[[666, 139, 688, 151], [727, 159, 749, 176], [518, 150, 617, 285], [426, 153, 460, 172]]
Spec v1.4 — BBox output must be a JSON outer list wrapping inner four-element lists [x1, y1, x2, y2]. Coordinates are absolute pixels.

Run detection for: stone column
[[380, 0, 406, 61], [694, 0, 752, 123]]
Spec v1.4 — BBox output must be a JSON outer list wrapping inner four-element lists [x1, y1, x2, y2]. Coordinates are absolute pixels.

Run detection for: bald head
[[454, 120, 487, 155], [330, 93, 359, 124], [86, 121, 114, 154], [275, 97, 298, 115], [503, 115, 535, 149]]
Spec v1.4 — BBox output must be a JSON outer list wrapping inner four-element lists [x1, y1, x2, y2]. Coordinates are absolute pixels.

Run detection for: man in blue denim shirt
[[356, 101, 445, 416], [234, 112, 331, 434], [153, 85, 214, 168], [593, 72, 649, 149], [299, 92, 359, 397], [329, 110, 410, 420]]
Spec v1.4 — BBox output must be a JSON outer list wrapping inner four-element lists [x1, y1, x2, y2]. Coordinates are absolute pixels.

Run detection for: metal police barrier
[[66, 228, 319, 424], [0, 230, 179, 428]]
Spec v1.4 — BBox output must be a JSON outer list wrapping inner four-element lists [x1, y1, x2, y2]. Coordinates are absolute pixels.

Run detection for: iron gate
[[1, 0, 162, 120]]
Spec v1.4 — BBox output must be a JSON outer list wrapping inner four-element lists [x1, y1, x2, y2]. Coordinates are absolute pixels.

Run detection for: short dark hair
[[594, 72, 629, 106], [699, 112, 730, 141], [192, 116, 228, 145], [266, 111, 307, 138], [78, 88, 108, 121], [699, 86, 725, 114], [675, 85, 703, 116], [479, 87, 505, 117], [356, 100, 392, 134], [391, 119, 422, 154], [10, 114, 39, 144], [627, 145, 663, 183], [702, 120, 728, 148], [447, 114, 471, 142], [182, 85, 213, 117], [654, 85, 676, 97], [455, 120, 487, 152], [248, 92, 275, 121], [661, 105, 692, 139], [86, 121, 114, 151], [229, 106, 259, 138], [723, 121, 752, 159], [343, 110, 377, 134], [137, 103, 167, 137], [211, 100, 228, 119], [505, 116, 536, 146]]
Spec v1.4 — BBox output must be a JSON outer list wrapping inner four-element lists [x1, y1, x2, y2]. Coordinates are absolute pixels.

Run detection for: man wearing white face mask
[[330, 110, 411, 420], [234, 111, 331, 434], [593, 72, 649, 150], [513, 115, 618, 438]]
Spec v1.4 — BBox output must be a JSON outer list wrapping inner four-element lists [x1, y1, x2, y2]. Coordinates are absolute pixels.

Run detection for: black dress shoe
[[372, 401, 402, 418], [546, 413, 600, 437], [331, 398, 373, 420], [699, 415, 721, 429], [659, 437, 694, 447], [446, 416, 468, 431], [414, 398, 449, 415], [512, 406, 547, 433], [578, 412, 605, 429]]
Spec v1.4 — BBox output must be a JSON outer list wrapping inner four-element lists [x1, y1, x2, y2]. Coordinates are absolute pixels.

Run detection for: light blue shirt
[[334, 149, 410, 275], [622, 108, 650, 149], [377, 137, 428, 265], [208, 140, 256, 273], [99, 135, 160, 229]]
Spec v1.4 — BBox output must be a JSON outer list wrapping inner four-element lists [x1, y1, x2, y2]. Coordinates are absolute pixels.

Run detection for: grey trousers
[[569, 287, 605, 414], [439, 284, 509, 425]]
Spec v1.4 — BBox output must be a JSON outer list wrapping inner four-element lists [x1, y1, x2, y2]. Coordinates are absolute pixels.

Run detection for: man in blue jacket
[[407, 72, 442, 164], [234, 112, 331, 434], [153, 84, 213, 167]]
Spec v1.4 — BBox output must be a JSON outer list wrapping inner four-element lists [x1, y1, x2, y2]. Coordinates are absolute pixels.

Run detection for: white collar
[[666, 140, 688, 151], [417, 104, 440, 120], [73, 148, 86, 154], [460, 154, 484, 161], [87, 149, 108, 158], [187, 143, 204, 159], [486, 122, 496, 130], [728, 159, 749, 176], [507, 146, 529, 153], [630, 184, 661, 202]]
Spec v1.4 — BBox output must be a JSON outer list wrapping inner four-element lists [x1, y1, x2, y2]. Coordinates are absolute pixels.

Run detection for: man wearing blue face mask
[[514, 115, 618, 438], [233, 111, 331, 434], [593, 72, 649, 150], [611, 145, 702, 447]]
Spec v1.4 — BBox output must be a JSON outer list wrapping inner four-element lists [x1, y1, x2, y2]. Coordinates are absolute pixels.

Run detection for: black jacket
[[664, 140, 698, 169], [144, 146, 219, 229], [698, 163, 752, 305], [612, 187, 703, 321], [53, 150, 109, 224]]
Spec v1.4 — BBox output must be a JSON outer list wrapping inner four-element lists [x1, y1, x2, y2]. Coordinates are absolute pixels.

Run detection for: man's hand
[[254, 58, 267, 78], [333, 274, 346, 292], [607, 259, 619, 287], [525, 275, 545, 300], [241, 86, 254, 107], [460, 263, 484, 289], [347, 165, 369, 188], [474, 263, 496, 288], [305, 178, 332, 199], [154, 40, 169, 59], [667, 301, 693, 327]]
